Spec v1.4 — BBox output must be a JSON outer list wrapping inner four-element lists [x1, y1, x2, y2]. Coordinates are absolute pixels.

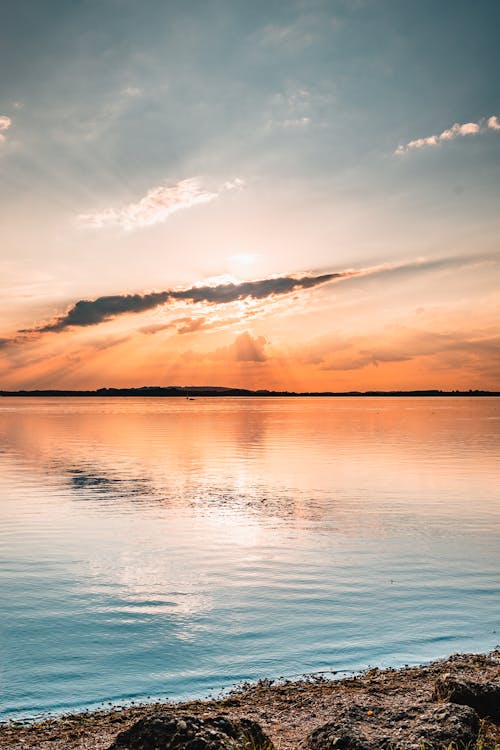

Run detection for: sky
[[1, 0, 499, 391]]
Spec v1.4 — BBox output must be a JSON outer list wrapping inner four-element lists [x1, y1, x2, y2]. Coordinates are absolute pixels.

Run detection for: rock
[[433, 674, 500, 720], [108, 713, 274, 750], [406, 704, 480, 749], [304, 701, 480, 750]]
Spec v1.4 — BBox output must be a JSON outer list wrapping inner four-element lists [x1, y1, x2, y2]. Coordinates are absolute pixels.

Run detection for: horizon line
[[1, 386, 499, 398]]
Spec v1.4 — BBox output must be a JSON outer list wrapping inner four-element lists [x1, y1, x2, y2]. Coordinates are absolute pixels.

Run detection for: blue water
[[1, 397, 499, 720]]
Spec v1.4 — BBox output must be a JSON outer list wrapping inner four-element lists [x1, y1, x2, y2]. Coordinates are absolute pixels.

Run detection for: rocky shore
[[1, 651, 499, 750]]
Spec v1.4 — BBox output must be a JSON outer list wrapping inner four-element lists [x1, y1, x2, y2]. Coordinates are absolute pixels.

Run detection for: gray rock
[[108, 713, 274, 750], [433, 674, 500, 720], [304, 701, 480, 750]]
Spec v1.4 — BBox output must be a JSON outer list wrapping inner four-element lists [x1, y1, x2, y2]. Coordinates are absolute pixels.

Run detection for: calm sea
[[1, 397, 499, 721]]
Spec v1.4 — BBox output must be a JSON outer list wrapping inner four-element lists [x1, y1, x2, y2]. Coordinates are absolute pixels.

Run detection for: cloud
[[0, 115, 12, 142], [23, 271, 347, 335], [32, 291, 172, 332], [222, 178, 245, 191], [210, 332, 268, 363], [78, 177, 242, 231], [232, 331, 268, 362], [175, 317, 208, 335], [320, 349, 411, 371], [140, 312, 252, 337], [265, 86, 324, 130], [170, 271, 350, 304], [0, 334, 25, 350], [283, 117, 311, 127], [15, 253, 489, 341], [395, 115, 500, 154], [139, 322, 174, 335], [122, 86, 142, 97], [140, 316, 210, 335], [315, 328, 500, 374], [260, 23, 315, 49]]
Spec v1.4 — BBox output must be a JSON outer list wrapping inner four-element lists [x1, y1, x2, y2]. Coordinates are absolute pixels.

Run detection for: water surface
[[1, 397, 499, 720]]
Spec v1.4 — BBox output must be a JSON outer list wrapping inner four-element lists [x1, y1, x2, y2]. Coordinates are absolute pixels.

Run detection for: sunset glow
[[1, 2, 499, 391]]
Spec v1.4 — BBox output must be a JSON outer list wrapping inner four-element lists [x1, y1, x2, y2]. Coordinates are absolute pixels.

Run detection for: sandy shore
[[1, 651, 499, 750]]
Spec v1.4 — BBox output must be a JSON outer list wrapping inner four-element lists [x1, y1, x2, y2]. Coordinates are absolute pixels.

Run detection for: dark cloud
[[22, 271, 348, 335], [169, 272, 347, 304], [32, 291, 171, 333], [14, 253, 492, 341]]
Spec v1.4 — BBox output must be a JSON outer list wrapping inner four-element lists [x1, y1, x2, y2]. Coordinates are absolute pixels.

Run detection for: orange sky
[[1, 253, 499, 390]]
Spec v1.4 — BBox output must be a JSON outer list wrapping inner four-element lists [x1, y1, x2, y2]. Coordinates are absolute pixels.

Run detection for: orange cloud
[[214, 331, 268, 362], [0, 114, 12, 142]]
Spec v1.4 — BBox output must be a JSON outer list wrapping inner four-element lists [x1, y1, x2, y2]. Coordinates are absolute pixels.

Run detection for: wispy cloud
[[0, 115, 12, 143], [78, 177, 243, 231], [395, 115, 500, 154], [316, 328, 500, 375], [140, 316, 209, 336], [260, 22, 315, 50], [140, 312, 253, 337], [0, 334, 25, 350], [283, 117, 311, 128], [122, 86, 142, 97], [266, 87, 322, 130]]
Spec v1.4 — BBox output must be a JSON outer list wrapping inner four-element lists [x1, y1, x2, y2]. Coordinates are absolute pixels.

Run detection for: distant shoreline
[[1, 387, 500, 397]]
